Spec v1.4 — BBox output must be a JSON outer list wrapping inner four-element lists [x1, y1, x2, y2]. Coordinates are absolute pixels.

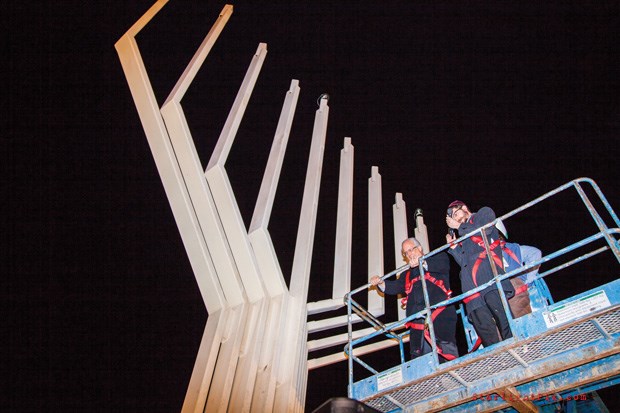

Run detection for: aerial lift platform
[[344, 178, 620, 412]]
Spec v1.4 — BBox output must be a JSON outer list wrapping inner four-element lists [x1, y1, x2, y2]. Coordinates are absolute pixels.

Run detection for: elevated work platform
[[356, 282, 619, 412], [345, 178, 620, 412]]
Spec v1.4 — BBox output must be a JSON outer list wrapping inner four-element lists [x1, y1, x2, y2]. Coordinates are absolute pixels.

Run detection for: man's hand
[[369, 275, 384, 289], [446, 215, 461, 229], [446, 232, 458, 249]]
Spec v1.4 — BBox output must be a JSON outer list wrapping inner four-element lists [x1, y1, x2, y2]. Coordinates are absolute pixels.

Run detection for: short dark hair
[[447, 200, 467, 217]]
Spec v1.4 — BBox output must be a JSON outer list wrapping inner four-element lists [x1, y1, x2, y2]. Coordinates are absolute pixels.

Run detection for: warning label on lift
[[377, 366, 403, 391], [542, 290, 611, 329]]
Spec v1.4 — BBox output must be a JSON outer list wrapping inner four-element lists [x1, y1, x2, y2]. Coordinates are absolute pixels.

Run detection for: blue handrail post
[[574, 179, 620, 263], [346, 291, 353, 398], [417, 256, 441, 367]]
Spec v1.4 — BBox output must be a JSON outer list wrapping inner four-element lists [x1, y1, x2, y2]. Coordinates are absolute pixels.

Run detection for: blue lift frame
[[344, 178, 620, 412]]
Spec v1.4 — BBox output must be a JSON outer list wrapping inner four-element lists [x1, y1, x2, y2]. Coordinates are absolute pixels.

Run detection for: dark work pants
[[469, 289, 513, 347], [409, 314, 458, 362]]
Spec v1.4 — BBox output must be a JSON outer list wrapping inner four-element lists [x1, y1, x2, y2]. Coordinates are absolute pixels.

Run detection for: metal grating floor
[[453, 350, 522, 382], [388, 372, 462, 405], [365, 396, 400, 412], [513, 321, 602, 363], [360, 308, 620, 412], [597, 310, 620, 335]]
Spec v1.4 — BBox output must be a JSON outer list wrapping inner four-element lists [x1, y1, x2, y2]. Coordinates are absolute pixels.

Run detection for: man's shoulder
[[472, 206, 496, 225], [475, 206, 495, 216]]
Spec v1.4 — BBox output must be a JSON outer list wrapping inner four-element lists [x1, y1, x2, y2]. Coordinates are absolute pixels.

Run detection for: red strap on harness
[[470, 236, 504, 287], [405, 308, 457, 361], [469, 337, 483, 353], [465, 241, 527, 355], [401, 270, 456, 361], [401, 271, 452, 307], [424, 328, 457, 361], [514, 283, 529, 295], [463, 292, 481, 303], [464, 235, 514, 355], [405, 306, 447, 329]]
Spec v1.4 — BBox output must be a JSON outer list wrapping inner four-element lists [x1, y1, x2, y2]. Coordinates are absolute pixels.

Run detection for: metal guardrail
[[362, 301, 620, 412], [344, 177, 620, 406]]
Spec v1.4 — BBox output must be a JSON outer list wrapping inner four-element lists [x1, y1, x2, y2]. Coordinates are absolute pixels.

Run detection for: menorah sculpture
[[116, 2, 428, 411]]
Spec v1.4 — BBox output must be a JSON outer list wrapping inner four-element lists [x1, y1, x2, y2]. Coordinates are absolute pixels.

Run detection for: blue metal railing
[[344, 177, 620, 397]]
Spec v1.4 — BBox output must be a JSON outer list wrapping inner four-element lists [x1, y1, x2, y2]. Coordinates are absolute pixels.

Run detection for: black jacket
[[448, 206, 514, 313], [382, 253, 454, 320]]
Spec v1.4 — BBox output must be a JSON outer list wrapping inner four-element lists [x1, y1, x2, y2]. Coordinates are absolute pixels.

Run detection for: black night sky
[[6, 1, 620, 412]]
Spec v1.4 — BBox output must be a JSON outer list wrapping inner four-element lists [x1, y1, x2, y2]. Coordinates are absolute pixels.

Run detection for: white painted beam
[[115, 1, 227, 314], [154, 5, 259, 411], [307, 314, 363, 333], [306, 298, 344, 315], [288, 95, 330, 299], [307, 337, 410, 370], [181, 310, 226, 413], [205, 42, 269, 302], [332, 138, 354, 298], [275, 300, 305, 412], [205, 305, 247, 412], [307, 327, 377, 352], [248, 80, 300, 412], [393, 193, 408, 321], [204, 43, 270, 412], [116, 12, 244, 412], [249, 79, 300, 240], [368, 167, 385, 315], [161, 98, 246, 305], [275, 97, 329, 412], [414, 208, 430, 254], [163, 5, 233, 103], [207, 43, 268, 170], [250, 294, 287, 411]]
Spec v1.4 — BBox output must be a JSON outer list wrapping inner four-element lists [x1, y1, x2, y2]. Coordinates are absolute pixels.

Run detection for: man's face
[[451, 204, 469, 224], [402, 240, 423, 264]]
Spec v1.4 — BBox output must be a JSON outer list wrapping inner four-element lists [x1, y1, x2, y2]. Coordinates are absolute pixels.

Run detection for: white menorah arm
[[393, 192, 408, 321], [248, 79, 300, 411], [367, 166, 385, 315]]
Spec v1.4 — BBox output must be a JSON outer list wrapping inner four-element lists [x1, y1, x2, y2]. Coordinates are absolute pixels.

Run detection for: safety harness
[[465, 237, 529, 353], [401, 270, 456, 361], [470, 236, 504, 287], [462, 235, 529, 304]]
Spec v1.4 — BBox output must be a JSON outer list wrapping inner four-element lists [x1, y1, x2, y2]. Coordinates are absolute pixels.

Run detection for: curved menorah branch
[[115, 3, 242, 412], [117, 2, 415, 411], [248, 79, 300, 411]]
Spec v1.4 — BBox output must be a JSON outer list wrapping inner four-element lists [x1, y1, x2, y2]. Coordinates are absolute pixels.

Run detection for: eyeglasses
[[402, 246, 421, 256], [447, 204, 464, 218]]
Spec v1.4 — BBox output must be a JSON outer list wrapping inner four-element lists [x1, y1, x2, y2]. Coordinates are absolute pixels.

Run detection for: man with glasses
[[370, 237, 458, 362], [445, 201, 515, 348]]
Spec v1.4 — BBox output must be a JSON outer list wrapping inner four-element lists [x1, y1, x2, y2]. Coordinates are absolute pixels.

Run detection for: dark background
[[5, 0, 620, 411]]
